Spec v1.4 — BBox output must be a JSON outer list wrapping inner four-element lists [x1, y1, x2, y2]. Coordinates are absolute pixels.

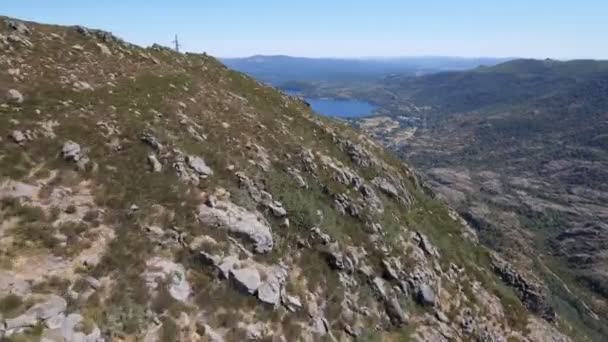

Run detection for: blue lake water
[[285, 90, 377, 118]]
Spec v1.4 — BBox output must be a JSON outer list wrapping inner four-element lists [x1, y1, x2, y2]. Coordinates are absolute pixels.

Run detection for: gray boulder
[[147, 154, 162, 172], [6, 89, 23, 104], [257, 265, 288, 306], [73, 81, 93, 92], [140, 132, 163, 151], [257, 281, 281, 306], [230, 267, 261, 295], [372, 177, 400, 198], [267, 201, 287, 217], [187, 155, 213, 176], [382, 259, 400, 280], [61, 141, 81, 162], [96, 42, 111, 56], [7, 20, 31, 35], [415, 231, 440, 257], [372, 276, 388, 300], [9, 130, 26, 144], [386, 297, 408, 326], [417, 284, 436, 306], [282, 293, 303, 312]]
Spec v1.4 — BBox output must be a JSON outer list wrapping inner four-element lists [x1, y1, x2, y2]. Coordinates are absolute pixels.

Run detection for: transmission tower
[[172, 34, 180, 53]]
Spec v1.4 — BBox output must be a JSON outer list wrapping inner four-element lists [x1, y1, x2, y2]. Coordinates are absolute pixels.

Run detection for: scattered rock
[[416, 284, 436, 306], [310, 316, 330, 336], [140, 132, 163, 151], [148, 154, 162, 172], [436, 310, 449, 323], [382, 259, 400, 280], [73, 81, 93, 91], [230, 267, 261, 295], [187, 155, 213, 176], [7, 33, 33, 48], [310, 227, 331, 245], [6, 89, 23, 104], [386, 297, 408, 326], [415, 231, 440, 257], [287, 168, 307, 188], [7, 20, 31, 35], [282, 293, 303, 312], [9, 130, 26, 144], [372, 277, 388, 300], [373, 177, 400, 198], [267, 201, 287, 217], [85, 276, 101, 290], [257, 265, 288, 306], [323, 243, 351, 271], [61, 141, 81, 162], [96, 42, 111, 55]]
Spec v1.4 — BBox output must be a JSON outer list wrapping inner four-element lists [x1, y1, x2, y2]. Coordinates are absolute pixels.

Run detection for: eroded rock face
[[4, 295, 66, 330], [198, 200, 273, 253], [491, 253, 556, 321]]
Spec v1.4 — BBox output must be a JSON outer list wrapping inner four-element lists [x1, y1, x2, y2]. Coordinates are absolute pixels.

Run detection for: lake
[[285, 91, 377, 118]]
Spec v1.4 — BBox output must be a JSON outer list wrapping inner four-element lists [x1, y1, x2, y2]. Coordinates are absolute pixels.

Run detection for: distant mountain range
[[221, 55, 513, 85], [380, 58, 608, 113]]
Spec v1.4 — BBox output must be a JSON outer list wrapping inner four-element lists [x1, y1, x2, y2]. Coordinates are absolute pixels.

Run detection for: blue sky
[[2, 0, 607, 59]]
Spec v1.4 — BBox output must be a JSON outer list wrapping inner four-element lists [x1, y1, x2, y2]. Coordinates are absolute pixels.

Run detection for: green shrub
[[160, 316, 179, 342], [0, 294, 23, 318]]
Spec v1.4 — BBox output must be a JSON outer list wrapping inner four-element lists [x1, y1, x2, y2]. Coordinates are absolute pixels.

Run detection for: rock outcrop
[[197, 199, 274, 253], [491, 253, 556, 321]]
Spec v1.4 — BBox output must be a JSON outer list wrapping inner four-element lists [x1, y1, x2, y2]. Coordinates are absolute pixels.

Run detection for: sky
[[1, 0, 607, 59]]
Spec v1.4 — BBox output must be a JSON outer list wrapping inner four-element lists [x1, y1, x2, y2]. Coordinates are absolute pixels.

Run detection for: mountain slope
[[0, 18, 572, 341]]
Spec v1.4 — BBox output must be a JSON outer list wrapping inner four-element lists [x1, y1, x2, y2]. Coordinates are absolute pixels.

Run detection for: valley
[[232, 58, 608, 341]]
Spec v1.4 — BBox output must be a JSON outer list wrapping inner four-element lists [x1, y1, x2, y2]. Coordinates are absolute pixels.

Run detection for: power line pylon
[[172, 34, 180, 53]]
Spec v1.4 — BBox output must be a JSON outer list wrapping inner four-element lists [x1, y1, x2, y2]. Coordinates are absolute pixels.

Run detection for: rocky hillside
[[0, 18, 573, 341]]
